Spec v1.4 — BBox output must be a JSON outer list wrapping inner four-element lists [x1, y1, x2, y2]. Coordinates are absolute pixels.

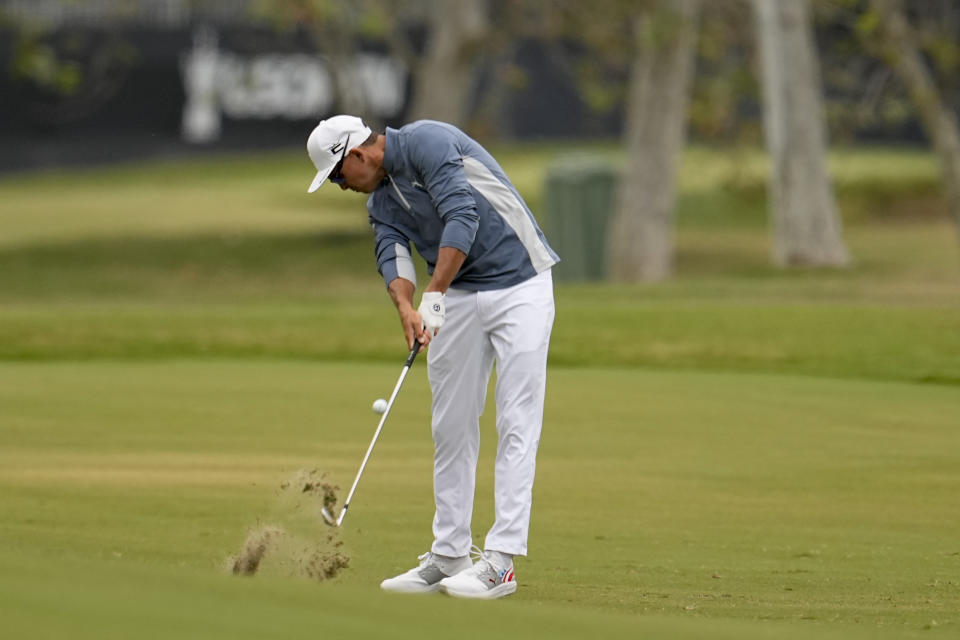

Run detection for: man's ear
[[349, 148, 366, 162]]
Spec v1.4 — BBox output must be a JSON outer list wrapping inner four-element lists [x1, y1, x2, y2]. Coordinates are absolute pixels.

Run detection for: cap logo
[[330, 141, 345, 154]]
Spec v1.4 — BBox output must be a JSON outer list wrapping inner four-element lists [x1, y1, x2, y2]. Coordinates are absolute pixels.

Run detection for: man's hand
[[418, 291, 445, 336], [397, 304, 426, 349], [389, 277, 428, 349], [388, 246, 464, 350]]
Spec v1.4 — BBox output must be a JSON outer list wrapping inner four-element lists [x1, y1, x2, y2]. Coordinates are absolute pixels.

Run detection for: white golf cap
[[306, 115, 373, 193]]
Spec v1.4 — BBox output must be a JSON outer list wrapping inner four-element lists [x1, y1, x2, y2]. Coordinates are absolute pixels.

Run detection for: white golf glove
[[418, 291, 445, 334]]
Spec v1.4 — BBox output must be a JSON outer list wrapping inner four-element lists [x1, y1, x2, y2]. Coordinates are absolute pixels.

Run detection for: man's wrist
[[424, 283, 446, 294]]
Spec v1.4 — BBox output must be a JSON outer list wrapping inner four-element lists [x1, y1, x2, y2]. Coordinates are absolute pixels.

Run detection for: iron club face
[[321, 505, 337, 527]]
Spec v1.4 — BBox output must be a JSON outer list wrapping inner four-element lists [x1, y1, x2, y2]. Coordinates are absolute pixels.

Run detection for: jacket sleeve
[[407, 124, 479, 255], [368, 196, 417, 288]]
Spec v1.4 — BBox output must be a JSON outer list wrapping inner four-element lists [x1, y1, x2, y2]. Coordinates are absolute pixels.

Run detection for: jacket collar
[[382, 127, 405, 177]]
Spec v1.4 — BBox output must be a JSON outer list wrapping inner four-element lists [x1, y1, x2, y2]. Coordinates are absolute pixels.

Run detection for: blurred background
[[2, 0, 960, 279], [0, 0, 958, 362], [3, 0, 957, 160]]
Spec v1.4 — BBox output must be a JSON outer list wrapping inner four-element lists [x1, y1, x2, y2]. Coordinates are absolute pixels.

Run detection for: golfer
[[306, 115, 558, 599]]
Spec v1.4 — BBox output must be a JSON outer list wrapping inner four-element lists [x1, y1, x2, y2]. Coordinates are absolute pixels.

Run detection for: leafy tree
[[517, 0, 701, 281], [605, 0, 702, 281], [753, 0, 850, 267], [405, 0, 489, 126], [860, 0, 960, 240]]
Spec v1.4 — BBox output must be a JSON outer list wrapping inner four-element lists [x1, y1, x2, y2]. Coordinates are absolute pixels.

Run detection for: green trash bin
[[542, 157, 618, 282]]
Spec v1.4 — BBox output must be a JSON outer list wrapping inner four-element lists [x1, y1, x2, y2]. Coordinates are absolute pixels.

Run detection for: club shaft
[[336, 342, 420, 526]]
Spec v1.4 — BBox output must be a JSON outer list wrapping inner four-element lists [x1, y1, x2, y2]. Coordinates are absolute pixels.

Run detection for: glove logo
[[432, 304, 441, 313]]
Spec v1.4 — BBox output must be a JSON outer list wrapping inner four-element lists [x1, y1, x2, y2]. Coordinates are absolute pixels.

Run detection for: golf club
[[321, 339, 422, 527]]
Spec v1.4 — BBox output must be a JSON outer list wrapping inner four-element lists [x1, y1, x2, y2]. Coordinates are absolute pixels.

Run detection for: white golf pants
[[427, 269, 555, 558]]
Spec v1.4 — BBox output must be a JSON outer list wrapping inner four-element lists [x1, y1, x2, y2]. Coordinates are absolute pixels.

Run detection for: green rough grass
[[0, 144, 958, 637], [0, 150, 357, 249], [1, 146, 958, 384], [1, 362, 958, 638], [1, 294, 958, 385]]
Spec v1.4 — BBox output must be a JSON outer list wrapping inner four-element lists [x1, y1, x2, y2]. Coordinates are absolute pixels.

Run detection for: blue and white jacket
[[367, 121, 559, 291]]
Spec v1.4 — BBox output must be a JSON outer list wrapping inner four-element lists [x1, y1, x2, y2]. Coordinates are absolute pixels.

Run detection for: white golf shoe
[[380, 551, 472, 594], [439, 549, 517, 600]]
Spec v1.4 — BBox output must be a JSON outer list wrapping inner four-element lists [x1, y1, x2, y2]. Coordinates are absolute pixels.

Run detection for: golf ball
[[372, 398, 388, 414]]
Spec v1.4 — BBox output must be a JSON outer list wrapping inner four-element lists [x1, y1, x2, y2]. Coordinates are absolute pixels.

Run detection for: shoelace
[[418, 546, 496, 576], [467, 544, 494, 577], [417, 548, 479, 572]]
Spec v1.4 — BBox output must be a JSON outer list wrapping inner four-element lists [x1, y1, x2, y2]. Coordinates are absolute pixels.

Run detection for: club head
[[320, 506, 338, 527]]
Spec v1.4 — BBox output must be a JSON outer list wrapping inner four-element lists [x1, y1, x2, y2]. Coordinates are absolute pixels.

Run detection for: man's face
[[333, 149, 383, 193]]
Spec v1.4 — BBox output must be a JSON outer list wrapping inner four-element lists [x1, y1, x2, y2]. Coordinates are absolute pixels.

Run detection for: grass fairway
[[1, 144, 959, 637], [1, 362, 957, 638]]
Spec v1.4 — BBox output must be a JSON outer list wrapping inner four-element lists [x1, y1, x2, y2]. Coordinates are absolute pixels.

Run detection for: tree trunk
[[606, 0, 700, 282], [406, 0, 488, 127], [753, 0, 850, 267], [870, 0, 960, 240]]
